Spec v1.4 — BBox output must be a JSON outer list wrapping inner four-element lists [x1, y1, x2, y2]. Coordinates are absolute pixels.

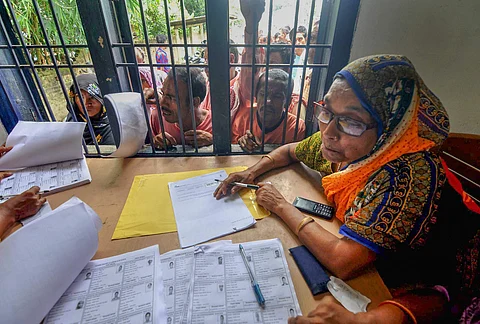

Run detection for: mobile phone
[[292, 197, 334, 220]]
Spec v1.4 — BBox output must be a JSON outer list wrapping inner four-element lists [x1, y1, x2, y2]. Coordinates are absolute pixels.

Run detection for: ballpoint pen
[[214, 179, 260, 190], [239, 244, 265, 308], [0, 190, 49, 200]]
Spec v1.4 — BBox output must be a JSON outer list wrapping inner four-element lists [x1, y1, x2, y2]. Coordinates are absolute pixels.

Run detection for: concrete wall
[[350, 0, 480, 135]]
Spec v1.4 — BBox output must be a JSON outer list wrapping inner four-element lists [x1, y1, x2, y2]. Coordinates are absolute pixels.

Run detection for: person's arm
[[288, 289, 448, 324], [255, 184, 376, 280], [238, 0, 265, 105], [214, 142, 299, 198], [0, 186, 46, 238]]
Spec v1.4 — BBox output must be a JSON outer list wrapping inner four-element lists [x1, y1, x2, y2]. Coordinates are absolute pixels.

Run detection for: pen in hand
[[239, 244, 266, 308], [214, 179, 260, 190]]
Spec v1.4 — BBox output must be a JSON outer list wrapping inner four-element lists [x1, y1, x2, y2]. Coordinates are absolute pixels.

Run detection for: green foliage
[[183, 0, 205, 17]]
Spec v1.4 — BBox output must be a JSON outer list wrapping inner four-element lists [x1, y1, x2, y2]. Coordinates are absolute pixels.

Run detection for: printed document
[[0, 197, 102, 324], [0, 157, 91, 197], [0, 121, 85, 170], [45, 246, 166, 324], [168, 170, 256, 248], [160, 239, 301, 323]]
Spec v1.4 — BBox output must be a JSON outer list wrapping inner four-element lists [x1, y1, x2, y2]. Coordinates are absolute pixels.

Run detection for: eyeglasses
[[314, 101, 376, 137], [159, 89, 176, 102]]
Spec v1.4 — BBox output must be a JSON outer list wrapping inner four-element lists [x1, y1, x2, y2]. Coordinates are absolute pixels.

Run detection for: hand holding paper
[[0, 121, 85, 170]]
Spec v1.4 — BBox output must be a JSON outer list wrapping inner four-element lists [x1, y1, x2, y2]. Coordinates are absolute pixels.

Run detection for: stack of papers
[[0, 121, 91, 197], [112, 167, 269, 240], [160, 239, 302, 323], [168, 170, 256, 248], [0, 197, 167, 324]]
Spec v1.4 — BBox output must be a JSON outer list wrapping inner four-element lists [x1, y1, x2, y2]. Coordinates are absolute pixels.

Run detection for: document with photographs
[[44, 245, 166, 324], [160, 239, 301, 324], [0, 157, 91, 198], [168, 170, 256, 248]]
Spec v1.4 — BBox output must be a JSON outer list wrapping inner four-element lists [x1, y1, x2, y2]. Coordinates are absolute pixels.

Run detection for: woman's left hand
[[256, 182, 289, 214], [288, 296, 358, 324]]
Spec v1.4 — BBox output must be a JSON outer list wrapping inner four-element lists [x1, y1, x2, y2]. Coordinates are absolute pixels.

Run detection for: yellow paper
[[112, 167, 270, 240]]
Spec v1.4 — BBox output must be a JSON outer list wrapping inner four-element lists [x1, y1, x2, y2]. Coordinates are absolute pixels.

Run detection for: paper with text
[[0, 198, 101, 324], [45, 246, 167, 324], [0, 121, 85, 170], [0, 157, 91, 197], [168, 170, 255, 248], [187, 239, 302, 323]]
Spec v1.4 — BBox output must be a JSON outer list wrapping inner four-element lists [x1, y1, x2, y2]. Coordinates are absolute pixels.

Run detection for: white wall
[[350, 0, 480, 135]]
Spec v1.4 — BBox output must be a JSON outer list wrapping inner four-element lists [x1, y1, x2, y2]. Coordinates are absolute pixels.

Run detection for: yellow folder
[[112, 166, 270, 240]]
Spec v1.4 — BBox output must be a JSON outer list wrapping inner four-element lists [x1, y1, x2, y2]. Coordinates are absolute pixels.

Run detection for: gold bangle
[[262, 155, 275, 168], [296, 216, 314, 236], [378, 300, 417, 324]]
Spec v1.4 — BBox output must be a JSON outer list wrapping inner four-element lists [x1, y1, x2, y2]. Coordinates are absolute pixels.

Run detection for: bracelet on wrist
[[261, 155, 275, 168], [378, 300, 417, 324]]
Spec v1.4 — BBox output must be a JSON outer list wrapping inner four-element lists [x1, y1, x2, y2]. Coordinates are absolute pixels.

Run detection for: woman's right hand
[[214, 169, 256, 199]]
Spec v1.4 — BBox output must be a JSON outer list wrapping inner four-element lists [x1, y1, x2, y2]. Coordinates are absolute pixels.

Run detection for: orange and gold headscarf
[[322, 55, 450, 222]]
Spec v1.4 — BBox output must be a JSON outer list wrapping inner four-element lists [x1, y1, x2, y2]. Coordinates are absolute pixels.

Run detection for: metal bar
[[281, 0, 301, 145], [136, 0, 168, 153], [323, 0, 360, 93], [179, 0, 199, 152], [30, 0, 69, 122], [305, 0, 334, 137], [4, 0, 52, 121], [293, 0, 317, 141], [110, 0, 158, 153], [76, 0, 122, 95], [0, 15, 41, 122], [260, 0, 274, 153], [47, 0, 97, 154], [442, 152, 480, 173], [0, 64, 95, 69], [0, 44, 89, 49], [205, 0, 231, 154], [110, 43, 332, 48], [247, 9, 258, 140], [163, 0, 186, 153]]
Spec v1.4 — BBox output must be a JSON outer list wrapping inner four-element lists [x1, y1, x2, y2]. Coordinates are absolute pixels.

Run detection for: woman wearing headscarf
[[215, 55, 479, 323], [66, 73, 114, 145]]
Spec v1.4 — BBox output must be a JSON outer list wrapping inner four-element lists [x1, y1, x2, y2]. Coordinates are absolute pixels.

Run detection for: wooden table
[[45, 156, 391, 314]]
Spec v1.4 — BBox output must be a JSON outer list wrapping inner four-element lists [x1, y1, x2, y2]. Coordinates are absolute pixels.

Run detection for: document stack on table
[[160, 238, 302, 323], [168, 170, 256, 248], [0, 197, 166, 324], [0, 121, 91, 200]]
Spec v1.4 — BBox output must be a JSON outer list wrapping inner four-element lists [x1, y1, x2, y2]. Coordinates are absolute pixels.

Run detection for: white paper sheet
[[0, 121, 85, 170], [160, 239, 301, 324], [104, 92, 148, 157], [0, 198, 101, 324], [168, 170, 256, 248], [0, 157, 91, 197], [327, 276, 371, 314], [160, 241, 231, 324], [44, 245, 167, 324]]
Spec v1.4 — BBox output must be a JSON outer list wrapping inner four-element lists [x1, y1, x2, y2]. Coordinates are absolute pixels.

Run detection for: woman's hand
[[0, 145, 12, 157], [0, 186, 46, 236], [288, 296, 359, 324], [255, 182, 289, 214], [214, 169, 257, 199]]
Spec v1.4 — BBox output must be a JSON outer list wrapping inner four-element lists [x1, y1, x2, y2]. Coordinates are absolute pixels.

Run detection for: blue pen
[[239, 244, 265, 308]]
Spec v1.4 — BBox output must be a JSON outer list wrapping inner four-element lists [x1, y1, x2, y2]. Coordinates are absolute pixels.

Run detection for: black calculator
[[292, 197, 335, 220]]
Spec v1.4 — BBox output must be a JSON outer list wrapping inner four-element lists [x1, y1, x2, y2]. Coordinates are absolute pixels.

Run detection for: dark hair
[[156, 34, 167, 43], [280, 26, 291, 35], [229, 39, 239, 63], [145, 312, 151, 316], [255, 68, 291, 98], [270, 40, 292, 65], [290, 25, 307, 43], [167, 67, 207, 103]]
